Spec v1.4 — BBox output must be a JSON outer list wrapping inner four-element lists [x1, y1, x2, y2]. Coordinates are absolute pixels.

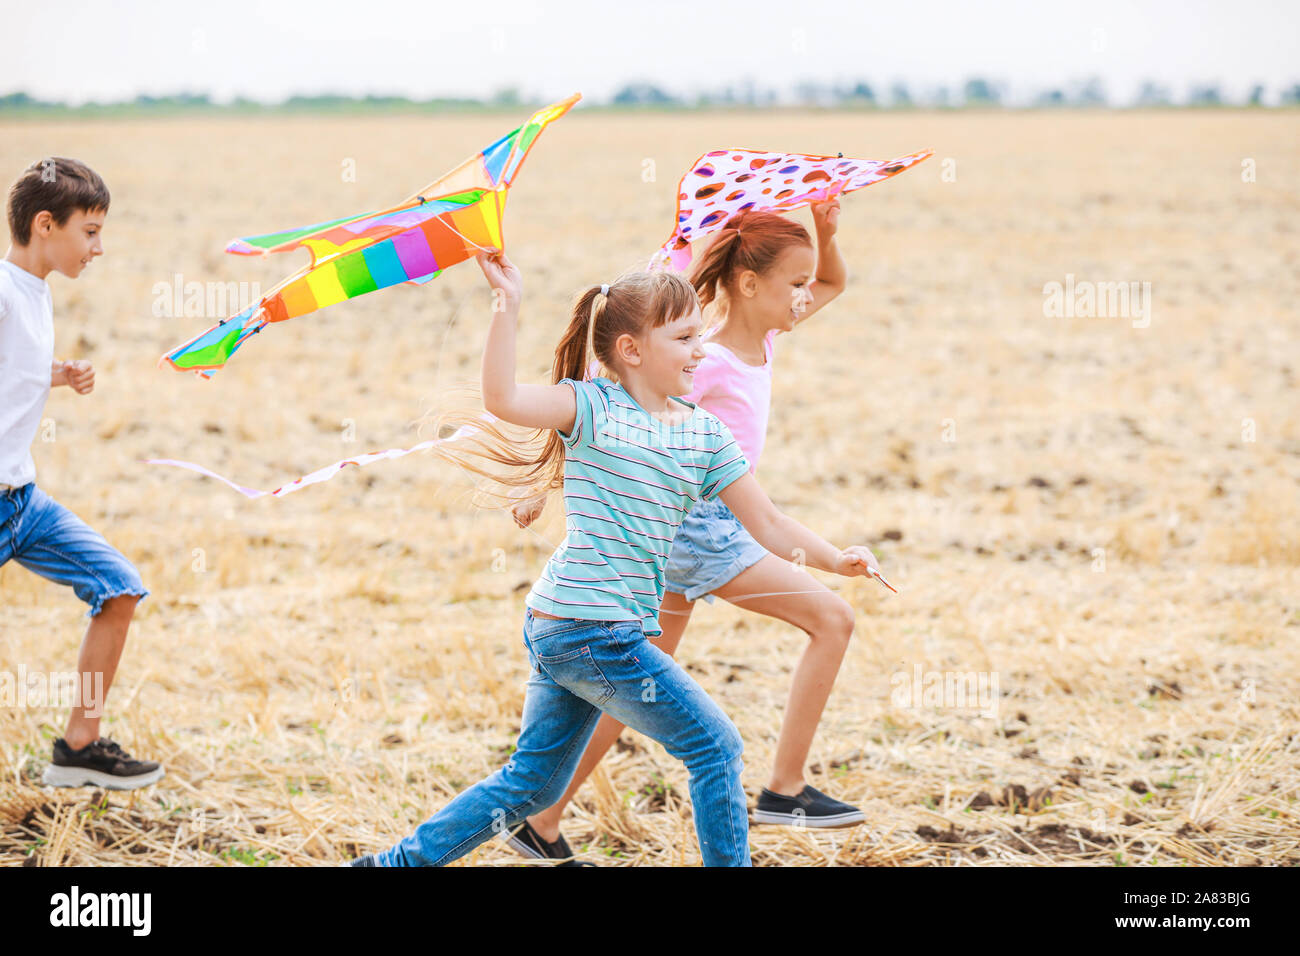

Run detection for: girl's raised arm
[[795, 198, 848, 326], [477, 250, 577, 434]]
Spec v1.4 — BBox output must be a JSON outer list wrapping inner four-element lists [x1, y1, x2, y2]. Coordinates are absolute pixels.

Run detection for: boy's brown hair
[[6, 157, 110, 246]]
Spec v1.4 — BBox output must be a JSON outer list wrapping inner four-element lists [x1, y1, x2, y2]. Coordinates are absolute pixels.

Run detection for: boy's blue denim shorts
[[663, 497, 769, 604], [0, 483, 148, 618]]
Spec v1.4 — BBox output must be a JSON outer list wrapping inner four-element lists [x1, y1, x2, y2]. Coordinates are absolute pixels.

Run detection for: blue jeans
[[0, 483, 148, 617], [377, 608, 751, 866]]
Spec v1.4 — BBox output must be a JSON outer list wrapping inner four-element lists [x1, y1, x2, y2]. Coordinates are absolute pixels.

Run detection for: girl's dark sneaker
[[42, 737, 164, 790], [752, 785, 865, 828], [504, 820, 595, 866]]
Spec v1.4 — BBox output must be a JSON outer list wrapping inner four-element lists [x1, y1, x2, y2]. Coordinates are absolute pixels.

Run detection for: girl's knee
[[529, 773, 571, 814], [715, 718, 744, 765], [496, 749, 572, 813], [673, 713, 743, 770], [498, 754, 546, 793], [814, 597, 855, 646]]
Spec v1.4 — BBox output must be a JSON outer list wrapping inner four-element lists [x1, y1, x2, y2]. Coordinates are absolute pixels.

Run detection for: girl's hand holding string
[[718, 475, 895, 592], [835, 545, 898, 593]]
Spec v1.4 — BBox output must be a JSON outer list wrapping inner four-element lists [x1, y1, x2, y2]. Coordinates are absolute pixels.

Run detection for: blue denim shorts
[[663, 497, 769, 604], [0, 483, 148, 617]]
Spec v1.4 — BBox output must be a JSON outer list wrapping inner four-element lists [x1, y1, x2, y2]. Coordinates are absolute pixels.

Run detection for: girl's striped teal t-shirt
[[525, 376, 750, 636]]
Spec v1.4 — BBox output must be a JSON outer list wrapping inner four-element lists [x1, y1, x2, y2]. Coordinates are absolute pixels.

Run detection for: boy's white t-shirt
[[0, 260, 54, 488]]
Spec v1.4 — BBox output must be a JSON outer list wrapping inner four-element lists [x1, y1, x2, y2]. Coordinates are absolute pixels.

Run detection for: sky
[[3, 0, 1298, 105]]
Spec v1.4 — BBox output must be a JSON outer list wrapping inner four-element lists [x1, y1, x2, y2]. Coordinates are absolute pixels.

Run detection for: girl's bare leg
[[711, 554, 856, 796], [528, 551, 856, 836], [526, 589, 696, 842]]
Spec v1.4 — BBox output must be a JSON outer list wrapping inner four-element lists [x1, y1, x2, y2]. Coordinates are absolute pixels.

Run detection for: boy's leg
[[64, 594, 139, 748], [376, 634, 604, 866], [9, 486, 149, 622], [581, 622, 750, 867], [5, 485, 157, 787]]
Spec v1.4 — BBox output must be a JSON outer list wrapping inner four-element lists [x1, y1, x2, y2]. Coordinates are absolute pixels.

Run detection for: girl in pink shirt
[[511, 202, 866, 860]]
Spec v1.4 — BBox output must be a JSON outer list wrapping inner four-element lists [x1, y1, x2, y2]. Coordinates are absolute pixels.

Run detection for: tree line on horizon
[[3, 78, 1299, 114]]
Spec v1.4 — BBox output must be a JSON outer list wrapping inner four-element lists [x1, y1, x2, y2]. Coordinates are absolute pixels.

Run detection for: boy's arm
[[50, 360, 68, 387], [718, 472, 879, 577], [478, 251, 576, 434]]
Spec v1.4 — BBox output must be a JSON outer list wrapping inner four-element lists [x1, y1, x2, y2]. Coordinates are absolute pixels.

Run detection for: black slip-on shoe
[[42, 737, 165, 790], [752, 785, 866, 828], [348, 854, 378, 867], [504, 820, 595, 866]]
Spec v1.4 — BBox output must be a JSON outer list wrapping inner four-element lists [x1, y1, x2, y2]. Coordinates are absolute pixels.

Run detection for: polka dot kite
[[651, 147, 933, 271]]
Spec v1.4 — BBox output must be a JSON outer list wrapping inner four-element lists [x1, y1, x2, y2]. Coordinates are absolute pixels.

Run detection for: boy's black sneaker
[[42, 737, 164, 790], [752, 785, 865, 828], [504, 820, 595, 866], [349, 854, 378, 866]]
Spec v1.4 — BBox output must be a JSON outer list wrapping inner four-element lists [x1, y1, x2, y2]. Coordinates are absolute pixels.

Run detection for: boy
[[2, 156, 162, 789]]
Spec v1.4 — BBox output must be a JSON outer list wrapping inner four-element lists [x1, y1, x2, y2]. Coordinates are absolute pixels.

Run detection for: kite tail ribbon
[[144, 416, 496, 499]]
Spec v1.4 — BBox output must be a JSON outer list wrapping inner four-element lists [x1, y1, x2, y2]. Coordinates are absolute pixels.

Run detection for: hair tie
[[600, 284, 610, 296]]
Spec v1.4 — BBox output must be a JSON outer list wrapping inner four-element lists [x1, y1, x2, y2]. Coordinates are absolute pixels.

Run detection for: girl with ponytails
[[355, 242, 884, 866], [513, 201, 871, 861]]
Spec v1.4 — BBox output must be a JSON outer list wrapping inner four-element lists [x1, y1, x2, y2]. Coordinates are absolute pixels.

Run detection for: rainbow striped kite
[[162, 93, 580, 376]]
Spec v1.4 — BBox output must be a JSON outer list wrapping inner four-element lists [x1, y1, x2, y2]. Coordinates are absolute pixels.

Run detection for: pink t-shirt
[[584, 327, 779, 475], [687, 327, 778, 474]]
